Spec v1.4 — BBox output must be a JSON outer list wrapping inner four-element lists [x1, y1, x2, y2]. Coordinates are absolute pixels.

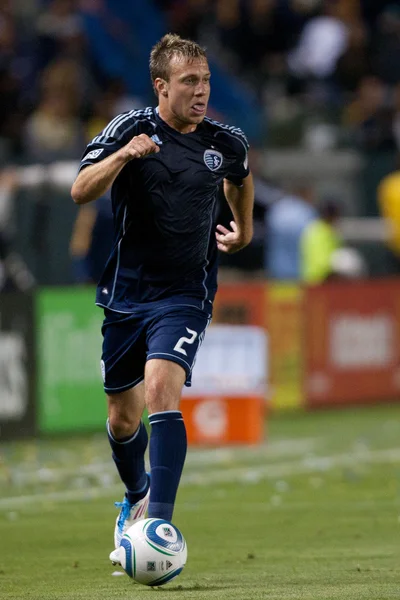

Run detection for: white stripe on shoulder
[[213, 130, 249, 154], [93, 107, 155, 144], [204, 117, 249, 148]]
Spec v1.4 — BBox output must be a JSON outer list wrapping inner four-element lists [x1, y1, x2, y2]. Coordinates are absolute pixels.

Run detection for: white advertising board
[[183, 325, 268, 397]]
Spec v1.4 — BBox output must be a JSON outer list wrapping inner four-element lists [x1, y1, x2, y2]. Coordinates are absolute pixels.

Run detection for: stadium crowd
[[1, 0, 400, 161], [1, 0, 400, 289]]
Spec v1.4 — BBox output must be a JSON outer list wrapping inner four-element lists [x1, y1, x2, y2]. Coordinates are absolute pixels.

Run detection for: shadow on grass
[[151, 583, 232, 592]]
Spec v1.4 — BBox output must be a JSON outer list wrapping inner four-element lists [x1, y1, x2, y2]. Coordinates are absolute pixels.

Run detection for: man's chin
[[189, 113, 206, 124]]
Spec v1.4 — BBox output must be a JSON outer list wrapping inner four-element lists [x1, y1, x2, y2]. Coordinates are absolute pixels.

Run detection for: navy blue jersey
[[79, 106, 249, 312]]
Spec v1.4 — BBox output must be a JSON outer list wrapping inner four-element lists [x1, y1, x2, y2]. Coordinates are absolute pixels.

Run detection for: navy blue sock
[[107, 420, 149, 504], [148, 410, 187, 521]]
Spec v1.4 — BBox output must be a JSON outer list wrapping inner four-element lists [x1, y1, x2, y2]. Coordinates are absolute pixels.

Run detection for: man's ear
[[154, 78, 168, 97]]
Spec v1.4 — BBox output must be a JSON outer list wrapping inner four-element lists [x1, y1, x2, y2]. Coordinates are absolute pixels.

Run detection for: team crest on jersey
[[84, 148, 103, 160], [204, 149, 223, 171]]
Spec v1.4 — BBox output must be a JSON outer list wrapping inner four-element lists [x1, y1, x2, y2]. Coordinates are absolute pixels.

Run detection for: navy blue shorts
[[101, 303, 212, 393]]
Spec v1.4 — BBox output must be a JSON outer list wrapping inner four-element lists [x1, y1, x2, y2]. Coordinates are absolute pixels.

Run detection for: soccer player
[[71, 33, 254, 559]]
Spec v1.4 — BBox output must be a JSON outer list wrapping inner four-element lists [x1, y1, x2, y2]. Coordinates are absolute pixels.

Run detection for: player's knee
[[108, 409, 140, 440], [145, 377, 181, 414]]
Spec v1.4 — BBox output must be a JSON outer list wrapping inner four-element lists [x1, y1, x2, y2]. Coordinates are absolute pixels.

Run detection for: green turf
[[0, 405, 399, 599]]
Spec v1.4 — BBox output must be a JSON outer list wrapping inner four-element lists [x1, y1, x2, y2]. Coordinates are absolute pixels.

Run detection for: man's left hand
[[215, 221, 252, 254]]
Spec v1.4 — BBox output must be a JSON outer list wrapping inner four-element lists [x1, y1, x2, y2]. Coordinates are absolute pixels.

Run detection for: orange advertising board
[[213, 282, 266, 326], [181, 396, 265, 445], [181, 324, 268, 445], [304, 280, 400, 407]]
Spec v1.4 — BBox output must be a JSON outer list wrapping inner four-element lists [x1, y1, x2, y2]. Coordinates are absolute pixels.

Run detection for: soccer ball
[[119, 518, 188, 586]]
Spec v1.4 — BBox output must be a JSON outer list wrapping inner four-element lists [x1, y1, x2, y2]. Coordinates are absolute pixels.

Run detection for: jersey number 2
[[174, 328, 198, 356]]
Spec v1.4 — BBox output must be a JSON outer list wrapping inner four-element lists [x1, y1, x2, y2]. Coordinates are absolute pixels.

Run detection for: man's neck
[[156, 105, 198, 134]]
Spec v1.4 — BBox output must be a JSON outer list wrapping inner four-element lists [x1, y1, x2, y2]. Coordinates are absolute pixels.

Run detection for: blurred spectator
[[335, 14, 369, 93], [212, 0, 242, 67], [370, 4, 400, 85], [0, 67, 23, 157], [266, 183, 317, 279], [86, 78, 145, 141], [162, 0, 211, 41], [108, 78, 145, 115], [4, 0, 400, 164], [343, 76, 396, 152], [288, 1, 350, 81], [218, 147, 277, 271], [69, 192, 113, 284], [330, 246, 367, 279], [0, 5, 33, 155], [377, 158, 400, 273], [23, 58, 85, 162], [35, 0, 85, 69], [85, 87, 118, 143], [3, 0, 400, 285], [300, 198, 341, 283]]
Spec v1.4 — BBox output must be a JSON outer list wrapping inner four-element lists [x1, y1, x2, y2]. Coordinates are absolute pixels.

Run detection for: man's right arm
[[71, 134, 160, 205]]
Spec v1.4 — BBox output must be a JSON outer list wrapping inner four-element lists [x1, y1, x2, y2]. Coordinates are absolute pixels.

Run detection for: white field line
[[183, 447, 400, 485], [0, 446, 400, 511], [4, 438, 318, 486], [182, 499, 400, 512]]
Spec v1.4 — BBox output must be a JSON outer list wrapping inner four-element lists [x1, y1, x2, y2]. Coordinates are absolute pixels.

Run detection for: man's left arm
[[216, 173, 254, 254]]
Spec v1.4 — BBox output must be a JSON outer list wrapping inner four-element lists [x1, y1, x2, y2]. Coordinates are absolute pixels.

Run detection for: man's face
[[159, 56, 211, 127]]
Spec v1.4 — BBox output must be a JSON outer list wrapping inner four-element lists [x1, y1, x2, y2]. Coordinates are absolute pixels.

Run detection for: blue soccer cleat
[[113, 486, 150, 549]]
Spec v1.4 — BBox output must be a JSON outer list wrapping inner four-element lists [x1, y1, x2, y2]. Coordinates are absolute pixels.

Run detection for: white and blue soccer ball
[[119, 518, 188, 586]]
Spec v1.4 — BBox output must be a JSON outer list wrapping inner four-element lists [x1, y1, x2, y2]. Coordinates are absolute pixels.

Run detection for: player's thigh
[[145, 306, 211, 411], [101, 310, 147, 395], [107, 381, 145, 438], [144, 359, 186, 414]]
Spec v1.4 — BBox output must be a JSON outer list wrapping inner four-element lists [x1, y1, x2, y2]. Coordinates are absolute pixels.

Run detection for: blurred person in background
[[106, 77, 145, 116], [160, 0, 211, 42], [377, 156, 400, 274], [69, 191, 113, 284], [23, 58, 85, 162], [329, 246, 367, 279], [35, 0, 99, 113], [343, 75, 396, 152], [71, 34, 253, 563], [0, 66, 23, 159], [369, 3, 400, 86], [35, 0, 84, 69], [288, 0, 350, 93], [85, 78, 145, 142], [85, 88, 116, 145], [266, 183, 317, 279], [0, 3, 33, 158], [300, 197, 341, 283], [218, 146, 276, 272]]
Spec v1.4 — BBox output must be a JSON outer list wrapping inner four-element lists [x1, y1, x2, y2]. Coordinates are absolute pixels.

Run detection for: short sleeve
[[78, 111, 140, 172], [224, 128, 250, 186]]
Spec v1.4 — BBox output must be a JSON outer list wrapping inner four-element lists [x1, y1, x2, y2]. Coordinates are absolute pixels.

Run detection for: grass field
[[0, 404, 399, 600]]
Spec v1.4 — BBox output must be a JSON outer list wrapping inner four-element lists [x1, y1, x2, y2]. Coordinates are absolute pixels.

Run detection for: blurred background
[[1, 0, 400, 438], [1, 0, 400, 286], [1, 4, 400, 596]]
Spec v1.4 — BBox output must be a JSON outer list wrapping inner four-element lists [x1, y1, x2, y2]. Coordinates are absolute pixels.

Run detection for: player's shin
[[107, 419, 149, 503], [148, 411, 187, 521]]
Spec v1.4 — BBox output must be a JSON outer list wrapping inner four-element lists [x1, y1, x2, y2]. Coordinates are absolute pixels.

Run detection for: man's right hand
[[72, 134, 160, 205], [120, 134, 160, 162]]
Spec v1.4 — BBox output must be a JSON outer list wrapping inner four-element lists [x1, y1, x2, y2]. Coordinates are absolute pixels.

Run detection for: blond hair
[[149, 33, 207, 93]]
